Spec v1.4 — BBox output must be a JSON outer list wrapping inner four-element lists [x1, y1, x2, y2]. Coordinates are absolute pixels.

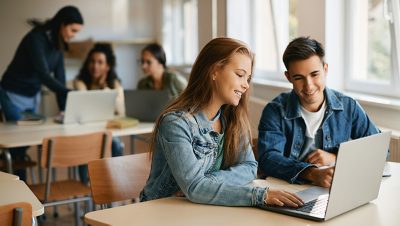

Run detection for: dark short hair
[[282, 37, 325, 70], [142, 43, 167, 68]]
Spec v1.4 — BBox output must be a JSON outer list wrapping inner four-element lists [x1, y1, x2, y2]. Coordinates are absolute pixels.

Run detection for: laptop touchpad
[[296, 186, 329, 203]]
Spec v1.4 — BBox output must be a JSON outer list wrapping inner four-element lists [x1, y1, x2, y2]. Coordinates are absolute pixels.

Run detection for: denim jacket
[[140, 110, 267, 206], [258, 88, 380, 184]]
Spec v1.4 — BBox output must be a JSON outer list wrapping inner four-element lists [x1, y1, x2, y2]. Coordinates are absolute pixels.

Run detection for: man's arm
[[299, 165, 334, 188], [305, 149, 336, 167], [258, 103, 313, 184], [351, 101, 380, 138]]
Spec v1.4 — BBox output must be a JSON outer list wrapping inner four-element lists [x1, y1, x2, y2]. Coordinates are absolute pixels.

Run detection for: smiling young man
[[257, 37, 381, 188]]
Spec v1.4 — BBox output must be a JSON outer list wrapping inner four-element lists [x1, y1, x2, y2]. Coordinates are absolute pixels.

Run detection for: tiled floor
[[39, 205, 80, 226]]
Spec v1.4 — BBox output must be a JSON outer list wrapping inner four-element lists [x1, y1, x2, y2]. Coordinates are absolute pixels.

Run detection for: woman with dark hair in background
[[0, 5, 84, 181], [137, 43, 187, 99], [74, 43, 125, 184], [74, 43, 125, 116]]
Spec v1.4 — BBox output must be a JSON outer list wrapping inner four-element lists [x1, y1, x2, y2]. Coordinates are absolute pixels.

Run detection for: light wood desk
[[0, 120, 154, 172], [0, 171, 19, 180], [0, 180, 44, 217], [85, 162, 400, 226]]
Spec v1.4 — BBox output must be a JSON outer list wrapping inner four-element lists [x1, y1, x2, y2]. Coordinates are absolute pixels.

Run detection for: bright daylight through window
[[346, 0, 400, 97]]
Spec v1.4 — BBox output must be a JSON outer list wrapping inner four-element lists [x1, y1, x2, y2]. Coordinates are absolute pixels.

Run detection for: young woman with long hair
[[140, 37, 303, 207]]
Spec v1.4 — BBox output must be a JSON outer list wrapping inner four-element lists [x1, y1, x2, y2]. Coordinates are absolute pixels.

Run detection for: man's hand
[[300, 166, 335, 188], [305, 149, 336, 167], [265, 189, 304, 207]]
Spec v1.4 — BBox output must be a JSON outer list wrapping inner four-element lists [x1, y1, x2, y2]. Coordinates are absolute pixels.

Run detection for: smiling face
[[60, 23, 82, 42], [88, 52, 110, 80], [212, 53, 252, 107], [285, 55, 328, 112]]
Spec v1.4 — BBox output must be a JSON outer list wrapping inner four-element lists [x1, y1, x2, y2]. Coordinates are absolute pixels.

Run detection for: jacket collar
[[192, 108, 224, 134], [285, 87, 343, 120]]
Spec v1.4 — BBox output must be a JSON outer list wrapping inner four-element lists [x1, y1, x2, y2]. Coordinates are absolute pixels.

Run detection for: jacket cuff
[[253, 186, 268, 206], [290, 163, 316, 184]]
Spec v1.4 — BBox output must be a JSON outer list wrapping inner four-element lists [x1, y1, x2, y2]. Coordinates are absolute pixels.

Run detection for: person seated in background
[[257, 37, 381, 188], [137, 43, 187, 99], [140, 37, 303, 208], [74, 43, 125, 183]]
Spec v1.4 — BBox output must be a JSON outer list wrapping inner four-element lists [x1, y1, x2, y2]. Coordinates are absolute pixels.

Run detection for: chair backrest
[[252, 138, 258, 161], [88, 153, 152, 205], [41, 131, 112, 168], [0, 202, 32, 226], [252, 137, 265, 178], [0, 108, 6, 123]]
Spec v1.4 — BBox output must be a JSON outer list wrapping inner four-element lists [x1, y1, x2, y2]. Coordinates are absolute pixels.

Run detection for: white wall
[[0, 0, 162, 89], [0, 0, 162, 115]]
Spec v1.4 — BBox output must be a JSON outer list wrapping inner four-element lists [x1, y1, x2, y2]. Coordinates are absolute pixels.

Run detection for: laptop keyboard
[[295, 196, 328, 215]]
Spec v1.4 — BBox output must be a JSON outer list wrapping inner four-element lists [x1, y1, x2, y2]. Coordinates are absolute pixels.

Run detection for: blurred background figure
[[137, 43, 187, 99], [0, 5, 84, 181], [74, 43, 125, 184]]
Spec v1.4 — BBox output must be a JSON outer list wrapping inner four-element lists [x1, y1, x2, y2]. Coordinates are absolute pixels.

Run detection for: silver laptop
[[124, 90, 170, 122], [56, 90, 118, 124], [262, 132, 391, 221]]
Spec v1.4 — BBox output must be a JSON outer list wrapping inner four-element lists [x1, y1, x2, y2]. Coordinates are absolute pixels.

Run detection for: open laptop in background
[[261, 132, 391, 221], [124, 90, 170, 122], [55, 90, 118, 124]]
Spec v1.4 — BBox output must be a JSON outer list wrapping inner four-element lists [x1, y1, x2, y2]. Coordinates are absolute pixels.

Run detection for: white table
[[0, 120, 154, 173], [85, 162, 400, 226], [0, 171, 19, 180], [0, 179, 44, 217]]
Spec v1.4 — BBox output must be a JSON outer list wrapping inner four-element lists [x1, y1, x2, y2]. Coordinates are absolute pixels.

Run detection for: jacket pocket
[[192, 138, 216, 159]]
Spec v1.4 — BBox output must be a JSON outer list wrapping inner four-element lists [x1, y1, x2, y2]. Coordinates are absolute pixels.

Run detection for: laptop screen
[[124, 90, 170, 122], [62, 90, 118, 124]]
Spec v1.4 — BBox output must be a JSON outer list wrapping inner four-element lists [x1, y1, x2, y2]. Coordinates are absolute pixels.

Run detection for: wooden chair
[[0, 112, 37, 184], [88, 153, 151, 209], [29, 131, 112, 226], [252, 138, 259, 161], [0, 202, 32, 226], [252, 138, 265, 178]]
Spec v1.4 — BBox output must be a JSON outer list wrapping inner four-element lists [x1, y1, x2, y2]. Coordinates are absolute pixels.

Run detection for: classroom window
[[227, 0, 296, 81], [346, 0, 400, 97], [162, 0, 198, 66]]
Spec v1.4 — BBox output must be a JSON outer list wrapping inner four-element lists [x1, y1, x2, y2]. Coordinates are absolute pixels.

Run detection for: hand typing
[[265, 189, 304, 207]]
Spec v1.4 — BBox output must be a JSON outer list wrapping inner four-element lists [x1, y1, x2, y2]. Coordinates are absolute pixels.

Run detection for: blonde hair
[[150, 37, 254, 168]]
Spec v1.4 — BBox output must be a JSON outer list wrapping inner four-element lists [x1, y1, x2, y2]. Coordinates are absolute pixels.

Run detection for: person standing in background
[[74, 43, 125, 184], [137, 43, 187, 99], [0, 5, 84, 181]]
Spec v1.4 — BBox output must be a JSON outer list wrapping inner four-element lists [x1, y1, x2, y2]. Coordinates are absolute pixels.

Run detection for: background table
[[0, 120, 154, 173], [0, 179, 44, 217]]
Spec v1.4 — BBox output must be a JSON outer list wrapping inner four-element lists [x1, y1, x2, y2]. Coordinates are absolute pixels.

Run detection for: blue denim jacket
[[258, 88, 380, 184], [140, 110, 267, 206]]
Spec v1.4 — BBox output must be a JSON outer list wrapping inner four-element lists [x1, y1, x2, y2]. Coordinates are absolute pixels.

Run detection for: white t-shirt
[[297, 100, 327, 160], [300, 100, 327, 138]]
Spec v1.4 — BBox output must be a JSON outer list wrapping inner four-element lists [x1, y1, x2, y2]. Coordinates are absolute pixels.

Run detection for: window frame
[[161, 0, 198, 67], [345, 0, 400, 98], [226, 0, 290, 82]]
